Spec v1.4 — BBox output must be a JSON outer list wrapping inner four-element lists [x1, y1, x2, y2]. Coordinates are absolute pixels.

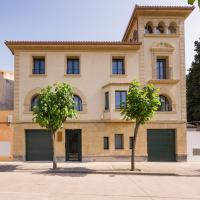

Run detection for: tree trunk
[[51, 132, 57, 170], [131, 122, 140, 171]]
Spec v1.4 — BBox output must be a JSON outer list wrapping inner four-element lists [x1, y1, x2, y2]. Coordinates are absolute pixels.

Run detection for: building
[[0, 70, 14, 160], [0, 70, 14, 110], [187, 123, 200, 162], [0, 111, 13, 160], [5, 5, 194, 162]]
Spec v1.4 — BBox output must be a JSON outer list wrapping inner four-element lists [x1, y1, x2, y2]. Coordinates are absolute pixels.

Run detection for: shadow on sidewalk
[[32, 167, 96, 177], [0, 164, 21, 172]]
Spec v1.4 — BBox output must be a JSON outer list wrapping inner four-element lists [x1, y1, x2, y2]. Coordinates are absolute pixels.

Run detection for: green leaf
[[188, 0, 195, 5]]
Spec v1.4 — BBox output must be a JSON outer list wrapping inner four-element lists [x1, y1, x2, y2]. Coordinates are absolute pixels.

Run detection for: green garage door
[[147, 129, 175, 162], [26, 130, 53, 161]]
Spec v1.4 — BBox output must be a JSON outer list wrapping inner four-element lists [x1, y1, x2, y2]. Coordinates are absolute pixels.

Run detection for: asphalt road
[[0, 171, 200, 200]]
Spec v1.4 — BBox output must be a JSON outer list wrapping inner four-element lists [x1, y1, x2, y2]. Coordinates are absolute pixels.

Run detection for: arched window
[[30, 95, 39, 111], [168, 22, 177, 34], [156, 22, 165, 34], [144, 22, 153, 34], [158, 95, 172, 111], [74, 95, 82, 111]]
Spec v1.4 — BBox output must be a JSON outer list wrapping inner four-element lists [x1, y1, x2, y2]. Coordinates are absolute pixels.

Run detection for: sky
[[0, 0, 199, 72]]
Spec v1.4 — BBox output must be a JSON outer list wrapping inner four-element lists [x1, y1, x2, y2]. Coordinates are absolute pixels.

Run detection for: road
[[0, 171, 200, 200]]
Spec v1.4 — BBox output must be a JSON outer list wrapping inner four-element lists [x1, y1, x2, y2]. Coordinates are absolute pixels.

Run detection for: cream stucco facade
[[6, 5, 194, 162]]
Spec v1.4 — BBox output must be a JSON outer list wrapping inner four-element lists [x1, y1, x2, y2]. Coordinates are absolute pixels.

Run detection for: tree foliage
[[121, 81, 160, 170], [33, 82, 77, 169], [188, 0, 200, 7], [187, 39, 200, 122]]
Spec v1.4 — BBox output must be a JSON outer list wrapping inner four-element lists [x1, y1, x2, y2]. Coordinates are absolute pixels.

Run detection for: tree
[[121, 81, 160, 171], [188, 0, 200, 7], [187, 39, 200, 122], [33, 82, 77, 169]]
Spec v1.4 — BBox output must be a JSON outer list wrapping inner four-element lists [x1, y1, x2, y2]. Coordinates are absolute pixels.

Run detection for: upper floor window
[[105, 92, 109, 111], [74, 95, 82, 111], [156, 22, 165, 34], [67, 58, 80, 74], [30, 95, 39, 111], [158, 95, 172, 112], [157, 59, 167, 79], [145, 21, 153, 34], [112, 58, 125, 75], [168, 22, 177, 34], [115, 91, 127, 109], [33, 57, 45, 74]]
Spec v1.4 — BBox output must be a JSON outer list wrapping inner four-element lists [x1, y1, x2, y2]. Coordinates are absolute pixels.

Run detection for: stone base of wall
[[82, 155, 147, 162], [176, 154, 187, 162]]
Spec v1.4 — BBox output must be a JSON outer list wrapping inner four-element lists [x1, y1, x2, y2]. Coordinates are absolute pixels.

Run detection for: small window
[[168, 22, 177, 34], [157, 59, 167, 79], [105, 92, 109, 111], [67, 58, 80, 74], [145, 21, 153, 34], [104, 137, 109, 150], [33, 57, 45, 74], [129, 137, 134, 149], [156, 22, 165, 34], [112, 58, 125, 75], [115, 134, 123, 149], [74, 95, 82, 111], [31, 95, 39, 111], [158, 95, 172, 112], [115, 91, 127, 109]]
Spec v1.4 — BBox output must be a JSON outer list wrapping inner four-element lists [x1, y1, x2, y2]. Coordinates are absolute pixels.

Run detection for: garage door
[[147, 129, 175, 162], [26, 130, 53, 161]]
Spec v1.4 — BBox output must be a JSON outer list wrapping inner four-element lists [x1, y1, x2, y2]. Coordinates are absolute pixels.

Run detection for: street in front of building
[[0, 171, 200, 200], [0, 162, 200, 200]]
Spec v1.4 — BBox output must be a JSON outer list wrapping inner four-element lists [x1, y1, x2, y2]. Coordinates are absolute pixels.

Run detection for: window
[[115, 134, 123, 149], [158, 95, 172, 112], [67, 58, 80, 74], [105, 92, 109, 111], [168, 22, 177, 34], [74, 95, 82, 111], [129, 137, 133, 149], [156, 22, 165, 34], [31, 95, 39, 111], [33, 57, 45, 74], [104, 137, 109, 150], [112, 58, 125, 74], [115, 91, 127, 109], [145, 21, 153, 34], [157, 59, 167, 79]]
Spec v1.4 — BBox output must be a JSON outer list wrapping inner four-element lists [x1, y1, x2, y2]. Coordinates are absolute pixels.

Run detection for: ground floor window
[[115, 134, 124, 149], [103, 137, 109, 150]]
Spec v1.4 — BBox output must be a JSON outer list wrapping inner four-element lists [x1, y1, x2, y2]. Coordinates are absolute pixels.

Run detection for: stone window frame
[[144, 18, 180, 36], [110, 55, 127, 78], [64, 54, 81, 78], [24, 87, 88, 114], [157, 88, 176, 113], [29, 55, 47, 77], [151, 42, 175, 80], [24, 87, 41, 113]]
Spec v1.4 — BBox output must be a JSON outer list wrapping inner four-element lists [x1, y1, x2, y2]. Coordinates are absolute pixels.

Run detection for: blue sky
[[0, 0, 199, 72]]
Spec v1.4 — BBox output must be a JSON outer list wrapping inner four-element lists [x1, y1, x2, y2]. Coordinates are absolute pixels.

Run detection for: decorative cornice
[[102, 82, 130, 89], [5, 41, 142, 54], [148, 79, 179, 84]]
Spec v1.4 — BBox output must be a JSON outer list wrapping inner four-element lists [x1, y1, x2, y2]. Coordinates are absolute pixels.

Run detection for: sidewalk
[[0, 161, 200, 176]]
